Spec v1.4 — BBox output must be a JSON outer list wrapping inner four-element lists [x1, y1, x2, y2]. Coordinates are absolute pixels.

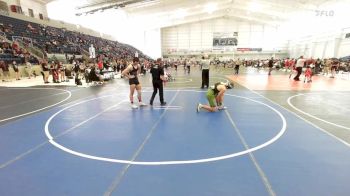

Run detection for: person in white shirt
[[26, 61, 33, 79], [294, 56, 306, 81], [89, 44, 95, 59]]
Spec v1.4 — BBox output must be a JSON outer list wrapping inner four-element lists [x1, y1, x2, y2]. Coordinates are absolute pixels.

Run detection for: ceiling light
[[204, 3, 217, 14]]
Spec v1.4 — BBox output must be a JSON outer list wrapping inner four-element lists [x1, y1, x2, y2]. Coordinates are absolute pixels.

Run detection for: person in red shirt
[[304, 65, 312, 83], [284, 58, 290, 71], [97, 60, 103, 70]]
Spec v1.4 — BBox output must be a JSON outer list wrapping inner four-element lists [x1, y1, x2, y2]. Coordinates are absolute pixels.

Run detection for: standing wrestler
[[122, 57, 147, 109]]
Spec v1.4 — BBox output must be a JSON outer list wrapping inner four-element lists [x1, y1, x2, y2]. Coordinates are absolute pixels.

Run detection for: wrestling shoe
[[197, 103, 202, 112], [218, 105, 227, 110], [139, 102, 147, 107], [131, 104, 138, 109]]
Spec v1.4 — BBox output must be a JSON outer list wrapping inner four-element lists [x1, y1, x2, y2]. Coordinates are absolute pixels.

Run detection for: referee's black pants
[[294, 67, 302, 80], [150, 80, 164, 104], [201, 69, 209, 88]]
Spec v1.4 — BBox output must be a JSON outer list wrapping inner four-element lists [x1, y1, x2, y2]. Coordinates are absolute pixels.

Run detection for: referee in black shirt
[[150, 58, 166, 106]]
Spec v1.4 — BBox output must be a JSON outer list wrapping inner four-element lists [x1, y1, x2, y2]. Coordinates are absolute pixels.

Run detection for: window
[[28, 8, 34, 17], [39, 13, 43, 20]]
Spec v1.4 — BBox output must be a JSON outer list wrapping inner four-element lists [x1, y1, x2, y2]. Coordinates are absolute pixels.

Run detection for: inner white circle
[[0, 88, 72, 123], [45, 91, 287, 165], [287, 93, 350, 130]]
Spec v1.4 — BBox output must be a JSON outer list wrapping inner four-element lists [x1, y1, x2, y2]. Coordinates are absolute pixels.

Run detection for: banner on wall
[[237, 48, 262, 52], [213, 32, 238, 50]]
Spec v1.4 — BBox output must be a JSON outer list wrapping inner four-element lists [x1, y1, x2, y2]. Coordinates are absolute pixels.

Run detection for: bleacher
[[0, 14, 151, 62], [0, 53, 21, 64]]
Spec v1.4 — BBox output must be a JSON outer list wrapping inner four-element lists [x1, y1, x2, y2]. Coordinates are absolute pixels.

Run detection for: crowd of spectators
[[2, 15, 350, 84], [0, 15, 150, 61], [162, 56, 350, 78], [0, 14, 152, 83], [0, 39, 38, 64]]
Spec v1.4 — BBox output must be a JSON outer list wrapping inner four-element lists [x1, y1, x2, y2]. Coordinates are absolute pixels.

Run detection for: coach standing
[[150, 58, 166, 106], [201, 55, 210, 88]]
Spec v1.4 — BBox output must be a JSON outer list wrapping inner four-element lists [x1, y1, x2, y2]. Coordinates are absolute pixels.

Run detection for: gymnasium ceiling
[[43, 0, 335, 28]]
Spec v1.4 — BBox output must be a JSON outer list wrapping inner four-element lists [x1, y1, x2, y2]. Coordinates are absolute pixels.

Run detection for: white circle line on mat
[[0, 88, 72, 123], [287, 93, 350, 130], [45, 91, 287, 165]]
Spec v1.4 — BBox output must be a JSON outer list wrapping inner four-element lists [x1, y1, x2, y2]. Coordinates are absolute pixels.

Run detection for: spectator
[[0, 60, 4, 81], [25, 61, 33, 79], [41, 60, 50, 83], [59, 62, 66, 82], [315, 58, 322, 74], [1, 60, 10, 82], [12, 61, 20, 80], [268, 57, 274, 75]]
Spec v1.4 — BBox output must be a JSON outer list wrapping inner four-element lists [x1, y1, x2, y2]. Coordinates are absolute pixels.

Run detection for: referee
[[150, 58, 166, 106], [201, 55, 210, 88]]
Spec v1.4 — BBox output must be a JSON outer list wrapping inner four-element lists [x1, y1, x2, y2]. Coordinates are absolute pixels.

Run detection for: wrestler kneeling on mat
[[197, 81, 233, 112]]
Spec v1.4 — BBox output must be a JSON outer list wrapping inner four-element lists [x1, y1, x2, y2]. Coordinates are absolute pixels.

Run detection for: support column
[[322, 41, 328, 59], [334, 37, 342, 58]]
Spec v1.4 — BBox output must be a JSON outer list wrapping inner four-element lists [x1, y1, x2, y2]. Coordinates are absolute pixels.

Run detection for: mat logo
[[315, 10, 334, 17]]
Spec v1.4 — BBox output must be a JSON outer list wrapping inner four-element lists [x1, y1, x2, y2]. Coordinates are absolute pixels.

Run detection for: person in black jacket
[[268, 57, 274, 75], [150, 58, 166, 106]]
